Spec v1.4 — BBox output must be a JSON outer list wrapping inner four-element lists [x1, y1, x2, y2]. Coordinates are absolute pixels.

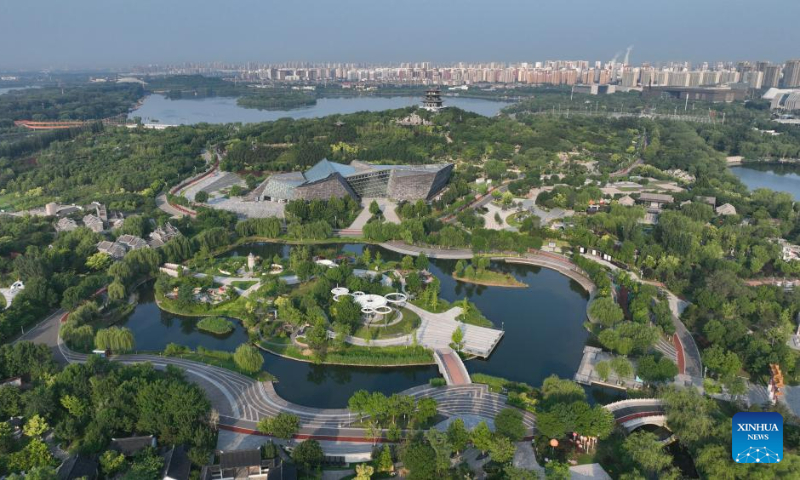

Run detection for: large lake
[[127, 243, 589, 408], [128, 94, 509, 125], [730, 164, 800, 200]]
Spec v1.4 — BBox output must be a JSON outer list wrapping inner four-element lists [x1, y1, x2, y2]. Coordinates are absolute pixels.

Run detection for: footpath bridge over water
[[604, 398, 667, 432], [433, 348, 472, 386]]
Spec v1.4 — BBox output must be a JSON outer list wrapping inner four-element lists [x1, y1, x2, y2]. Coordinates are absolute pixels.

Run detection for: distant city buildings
[[128, 58, 800, 91]]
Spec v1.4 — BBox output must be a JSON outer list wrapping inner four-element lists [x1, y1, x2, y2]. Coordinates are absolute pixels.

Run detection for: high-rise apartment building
[[783, 60, 800, 88], [763, 65, 782, 88]]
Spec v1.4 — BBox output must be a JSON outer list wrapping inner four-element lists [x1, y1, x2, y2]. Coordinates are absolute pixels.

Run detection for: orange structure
[[769, 363, 784, 404]]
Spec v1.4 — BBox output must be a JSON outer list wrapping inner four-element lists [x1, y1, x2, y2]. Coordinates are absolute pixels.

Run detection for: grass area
[[471, 373, 517, 393], [351, 308, 420, 341], [0, 192, 57, 212], [158, 294, 251, 319], [197, 316, 234, 334], [453, 269, 526, 288], [506, 211, 526, 228], [471, 373, 538, 412], [231, 280, 258, 290], [164, 344, 275, 381], [410, 298, 494, 328], [260, 337, 434, 366]]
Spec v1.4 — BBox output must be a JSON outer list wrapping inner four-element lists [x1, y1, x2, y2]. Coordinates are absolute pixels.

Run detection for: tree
[[292, 439, 324, 473], [489, 435, 516, 464], [663, 388, 717, 447], [414, 397, 437, 426], [125, 449, 164, 480], [355, 463, 374, 480], [589, 297, 624, 327], [400, 438, 437, 480], [85, 252, 112, 271], [94, 327, 135, 353], [595, 360, 610, 381], [447, 418, 470, 454], [703, 345, 742, 378], [369, 200, 381, 216], [471, 420, 493, 455], [7, 438, 55, 473], [401, 255, 415, 271], [610, 357, 633, 379], [415, 253, 429, 271], [575, 405, 615, 440], [622, 431, 673, 476], [424, 429, 453, 474], [108, 281, 127, 303], [451, 326, 464, 351], [257, 413, 299, 439], [233, 344, 263, 373], [545, 461, 571, 480], [495, 408, 525, 441], [100, 450, 127, 477], [540, 376, 586, 408], [636, 355, 678, 383], [194, 190, 209, 203], [23, 414, 49, 437], [375, 444, 394, 472]]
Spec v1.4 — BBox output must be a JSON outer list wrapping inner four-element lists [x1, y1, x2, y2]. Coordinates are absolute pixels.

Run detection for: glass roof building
[[254, 159, 453, 202]]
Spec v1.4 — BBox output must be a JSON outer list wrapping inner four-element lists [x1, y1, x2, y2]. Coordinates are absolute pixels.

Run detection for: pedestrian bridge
[[433, 348, 472, 386], [604, 398, 668, 432]]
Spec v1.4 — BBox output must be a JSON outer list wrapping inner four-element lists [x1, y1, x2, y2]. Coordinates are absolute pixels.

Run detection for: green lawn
[[259, 337, 434, 366], [351, 308, 420, 340], [453, 269, 526, 288], [231, 280, 258, 290]]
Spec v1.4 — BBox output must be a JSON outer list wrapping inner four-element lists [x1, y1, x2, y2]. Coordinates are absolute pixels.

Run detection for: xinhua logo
[[732, 412, 783, 463]]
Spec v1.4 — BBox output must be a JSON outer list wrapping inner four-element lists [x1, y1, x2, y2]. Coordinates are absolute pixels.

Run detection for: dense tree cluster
[[0, 344, 215, 476]]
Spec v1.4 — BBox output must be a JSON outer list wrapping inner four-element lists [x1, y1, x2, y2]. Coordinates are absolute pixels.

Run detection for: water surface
[[730, 164, 800, 201], [127, 243, 589, 407], [128, 94, 509, 125]]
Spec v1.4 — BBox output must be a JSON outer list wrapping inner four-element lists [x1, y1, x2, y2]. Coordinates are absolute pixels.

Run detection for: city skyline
[[1, 0, 798, 70]]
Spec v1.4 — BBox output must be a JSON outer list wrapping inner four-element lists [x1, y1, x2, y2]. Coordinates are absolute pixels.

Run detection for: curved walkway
[[54, 324, 533, 441]]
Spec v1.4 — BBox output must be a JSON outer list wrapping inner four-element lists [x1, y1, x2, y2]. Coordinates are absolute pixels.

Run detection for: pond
[[730, 164, 800, 201], [128, 94, 510, 125], [125, 243, 590, 408]]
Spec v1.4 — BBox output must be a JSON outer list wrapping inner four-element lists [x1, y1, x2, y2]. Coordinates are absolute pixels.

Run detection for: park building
[[253, 158, 453, 203]]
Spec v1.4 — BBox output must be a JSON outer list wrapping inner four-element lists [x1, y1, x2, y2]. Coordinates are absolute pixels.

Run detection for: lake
[[730, 164, 800, 201], [127, 243, 589, 408], [128, 94, 510, 125]]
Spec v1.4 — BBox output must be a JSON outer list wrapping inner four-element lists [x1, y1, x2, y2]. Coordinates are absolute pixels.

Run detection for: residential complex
[[129, 58, 800, 90]]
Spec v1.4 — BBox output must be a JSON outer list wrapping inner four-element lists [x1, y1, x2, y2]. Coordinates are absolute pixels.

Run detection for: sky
[[0, 0, 798, 70]]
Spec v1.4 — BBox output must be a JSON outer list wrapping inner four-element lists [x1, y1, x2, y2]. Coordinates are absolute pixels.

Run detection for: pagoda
[[422, 87, 444, 112]]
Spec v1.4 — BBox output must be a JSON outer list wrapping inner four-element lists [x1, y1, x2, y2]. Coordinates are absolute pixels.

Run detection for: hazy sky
[[1, 0, 798, 70]]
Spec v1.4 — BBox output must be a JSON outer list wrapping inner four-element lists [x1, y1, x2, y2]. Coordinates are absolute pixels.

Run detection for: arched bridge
[[433, 348, 472, 386], [604, 398, 666, 432]]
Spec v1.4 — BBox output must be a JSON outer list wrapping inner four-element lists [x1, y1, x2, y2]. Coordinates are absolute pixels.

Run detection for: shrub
[[233, 344, 264, 373]]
